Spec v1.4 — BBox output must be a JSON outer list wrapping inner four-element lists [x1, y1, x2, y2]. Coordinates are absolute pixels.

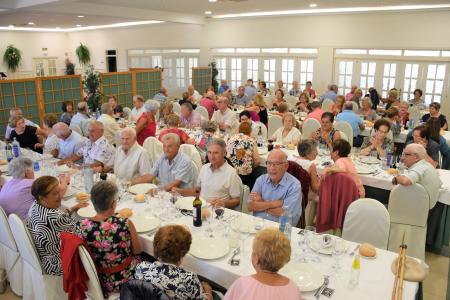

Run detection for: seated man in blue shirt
[[336, 101, 365, 147], [248, 149, 301, 226], [319, 84, 338, 102], [218, 79, 230, 94]]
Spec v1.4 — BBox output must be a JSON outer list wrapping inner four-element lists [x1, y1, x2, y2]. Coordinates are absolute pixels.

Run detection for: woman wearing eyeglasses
[[360, 119, 393, 158]]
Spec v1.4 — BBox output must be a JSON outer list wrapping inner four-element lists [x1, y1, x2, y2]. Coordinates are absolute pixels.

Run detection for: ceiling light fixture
[[309, 4, 317, 8], [209, 0, 217, 2], [28, 22, 35, 25], [205, 11, 212, 15], [76, 24, 82, 27], [77, 15, 84, 18], [8, 24, 14, 28], [213, 4, 450, 18]]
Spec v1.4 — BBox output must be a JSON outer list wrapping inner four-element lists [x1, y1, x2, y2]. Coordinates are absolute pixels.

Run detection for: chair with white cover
[[180, 144, 202, 172], [387, 184, 429, 261], [351, 102, 359, 112], [78, 245, 119, 300], [0, 207, 22, 296], [268, 115, 282, 138], [241, 185, 250, 215], [142, 136, 163, 166], [8, 214, 66, 300], [334, 121, 354, 147], [195, 106, 209, 121], [322, 99, 335, 112], [342, 198, 390, 249], [253, 121, 267, 139], [69, 124, 82, 136], [285, 96, 298, 108], [301, 118, 321, 139], [172, 102, 181, 114]]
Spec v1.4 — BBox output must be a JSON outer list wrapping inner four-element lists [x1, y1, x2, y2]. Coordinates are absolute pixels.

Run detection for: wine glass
[[331, 238, 347, 271], [214, 202, 225, 220]]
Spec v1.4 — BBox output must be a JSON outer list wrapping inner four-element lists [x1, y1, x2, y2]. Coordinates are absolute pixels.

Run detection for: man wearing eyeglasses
[[248, 149, 301, 225], [392, 143, 441, 209]]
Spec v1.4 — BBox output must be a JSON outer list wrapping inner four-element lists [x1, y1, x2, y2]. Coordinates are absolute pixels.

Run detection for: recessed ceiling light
[[77, 15, 84, 18], [309, 3, 318, 8], [205, 11, 212, 15], [28, 22, 35, 25], [55, 27, 60, 29], [76, 24, 82, 27], [209, 0, 217, 2], [8, 24, 14, 28]]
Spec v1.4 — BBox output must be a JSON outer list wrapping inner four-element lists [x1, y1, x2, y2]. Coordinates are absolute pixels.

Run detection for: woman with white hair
[[359, 97, 378, 121], [136, 99, 159, 145]]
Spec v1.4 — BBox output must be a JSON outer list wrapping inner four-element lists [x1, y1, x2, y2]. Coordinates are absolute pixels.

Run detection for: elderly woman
[[9, 115, 42, 153], [27, 175, 85, 275], [196, 120, 218, 159], [398, 101, 411, 128], [310, 112, 342, 150], [271, 89, 286, 108], [60, 101, 74, 125], [406, 124, 440, 168], [136, 99, 159, 145], [303, 81, 316, 99], [159, 100, 173, 126], [324, 139, 365, 197], [295, 92, 309, 113], [359, 97, 378, 121], [360, 119, 393, 158], [384, 88, 399, 110], [351, 88, 363, 108], [159, 114, 192, 144], [224, 228, 301, 300], [290, 139, 320, 194], [135, 225, 213, 300], [409, 89, 426, 109], [270, 113, 301, 146], [76, 181, 142, 295], [385, 107, 402, 137], [226, 122, 260, 189], [108, 95, 124, 119], [35, 113, 60, 156], [330, 95, 345, 116], [0, 158, 35, 220], [246, 94, 268, 126], [180, 102, 201, 129], [258, 81, 271, 96], [421, 102, 448, 130]]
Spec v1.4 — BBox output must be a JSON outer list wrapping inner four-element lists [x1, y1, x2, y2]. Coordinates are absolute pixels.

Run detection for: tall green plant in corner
[[83, 65, 101, 112], [208, 60, 219, 93], [76, 43, 91, 66], [3, 45, 22, 72]]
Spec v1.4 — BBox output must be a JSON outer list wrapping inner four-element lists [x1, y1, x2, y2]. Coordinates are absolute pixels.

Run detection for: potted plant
[[208, 60, 219, 93], [3, 45, 22, 72], [83, 65, 101, 112], [76, 43, 91, 66]]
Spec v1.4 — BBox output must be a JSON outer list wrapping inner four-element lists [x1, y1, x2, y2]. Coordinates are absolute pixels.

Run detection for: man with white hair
[[320, 84, 338, 102], [53, 122, 86, 159], [392, 143, 442, 209], [276, 80, 286, 94], [235, 86, 251, 106], [138, 133, 194, 191], [5, 107, 37, 140], [70, 101, 90, 136], [98, 102, 121, 145], [187, 85, 201, 102], [218, 79, 230, 94], [59, 121, 114, 168], [211, 96, 238, 132], [289, 81, 301, 97], [153, 87, 169, 103], [131, 95, 145, 121]]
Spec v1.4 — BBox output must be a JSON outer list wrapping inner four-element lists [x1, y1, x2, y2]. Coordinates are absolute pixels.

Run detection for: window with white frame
[[263, 59, 276, 89], [216, 58, 227, 82], [188, 57, 198, 84], [360, 62, 376, 95], [231, 58, 242, 89], [163, 58, 173, 87], [403, 63, 419, 100], [175, 58, 185, 88], [247, 58, 258, 81], [281, 59, 294, 90], [382, 63, 397, 98], [152, 56, 162, 68], [425, 64, 446, 103], [299, 59, 314, 91], [338, 61, 353, 95]]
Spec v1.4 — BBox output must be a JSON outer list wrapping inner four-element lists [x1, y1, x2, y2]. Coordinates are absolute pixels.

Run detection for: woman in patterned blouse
[[76, 180, 142, 295], [27, 176, 86, 275], [360, 118, 393, 158], [135, 225, 213, 300]]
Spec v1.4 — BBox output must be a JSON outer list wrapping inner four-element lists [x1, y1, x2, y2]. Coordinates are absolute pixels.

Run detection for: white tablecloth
[[361, 127, 450, 146]]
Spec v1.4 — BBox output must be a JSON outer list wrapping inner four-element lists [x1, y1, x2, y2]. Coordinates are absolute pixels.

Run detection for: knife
[[314, 276, 329, 299]]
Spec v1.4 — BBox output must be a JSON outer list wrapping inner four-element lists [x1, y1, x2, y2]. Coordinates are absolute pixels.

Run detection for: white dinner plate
[[258, 148, 268, 155], [309, 234, 348, 255], [280, 263, 324, 292], [77, 203, 96, 218], [130, 214, 160, 233], [128, 183, 157, 194], [237, 216, 257, 234], [175, 197, 205, 210], [359, 156, 381, 165], [63, 188, 77, 199], [355, 164, 376, 175], [190, 238, 230, 260]]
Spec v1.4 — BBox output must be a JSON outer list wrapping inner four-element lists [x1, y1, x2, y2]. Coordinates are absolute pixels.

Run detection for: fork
[[314, 275, 329, 299], [349, 244, 360, 256], [228, 247, 240, 266]]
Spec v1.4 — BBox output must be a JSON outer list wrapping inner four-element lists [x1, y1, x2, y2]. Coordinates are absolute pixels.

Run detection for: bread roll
[[76, 192, 89, 203], [117, 208, 133, 218], [201, 207, 211, 220], [387, 168, 398, 175], [287, 144, 296, 150], [134, 194, 146, 203], [359, 243, 376, 257]]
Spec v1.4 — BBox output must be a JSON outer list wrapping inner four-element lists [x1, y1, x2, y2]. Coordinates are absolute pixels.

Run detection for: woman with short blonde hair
[[270, 112, 301, 145], [246, 93, 268, 126]]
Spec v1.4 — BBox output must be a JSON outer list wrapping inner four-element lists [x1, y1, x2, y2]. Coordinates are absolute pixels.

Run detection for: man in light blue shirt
[[319, 84, 338, 102], [248, 149, 301, 225], [53, 122, 86, 159], [218, 80, 230, 94], [235, 86, 251, 106], [336, 101, 365, 147], [143, 133, 194, 190], [244, 79, 257, 100], [153, 87, 168, 103]]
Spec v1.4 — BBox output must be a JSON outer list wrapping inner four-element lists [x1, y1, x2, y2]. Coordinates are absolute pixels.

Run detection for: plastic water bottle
[[5, 143, 13, 162], [12, 138, 20, 158], [386, 150, 393, 169], [279, 206, 292, 240], [33, 161, 40, 172], [95, 108, 100, 120], [348, 254, 361, 289]]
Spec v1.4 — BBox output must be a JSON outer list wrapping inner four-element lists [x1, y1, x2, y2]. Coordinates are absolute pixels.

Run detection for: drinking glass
[[228, 219, 240, 248], [239, 219, 250, 254], [253, 217, 265, 232], [331, 238, 347, 271], [214, 203, 225, 221]]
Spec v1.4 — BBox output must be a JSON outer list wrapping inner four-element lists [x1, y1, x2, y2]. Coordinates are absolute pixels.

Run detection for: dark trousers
[[353, 135, 364, 147]]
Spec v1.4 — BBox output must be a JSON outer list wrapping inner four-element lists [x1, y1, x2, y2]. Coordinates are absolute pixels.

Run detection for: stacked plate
[[355, 164, 377, 175], [175, 197, 206, 210], [280, 263, 324, 292], [190, 237, 230, 260], [359, 156, 380, 165], [130, 214, 160, 233]]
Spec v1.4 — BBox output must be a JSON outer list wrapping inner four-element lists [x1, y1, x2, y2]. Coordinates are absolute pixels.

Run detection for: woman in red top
[[136, 99, 159, 145], [158, 114, 193, 144]]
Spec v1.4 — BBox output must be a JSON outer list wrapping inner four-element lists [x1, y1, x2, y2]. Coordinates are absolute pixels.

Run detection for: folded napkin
[[391, 256, 429, 282]]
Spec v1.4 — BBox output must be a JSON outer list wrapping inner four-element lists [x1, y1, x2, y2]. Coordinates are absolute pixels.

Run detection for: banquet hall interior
[[0, 0, 449, 299]]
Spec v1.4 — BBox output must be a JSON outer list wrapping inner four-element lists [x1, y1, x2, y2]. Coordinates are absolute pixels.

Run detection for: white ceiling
[[0, 0, 449, 28]]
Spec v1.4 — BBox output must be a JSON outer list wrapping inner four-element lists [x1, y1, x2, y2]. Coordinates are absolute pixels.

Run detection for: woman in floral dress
[[75, 181, 142, 295]]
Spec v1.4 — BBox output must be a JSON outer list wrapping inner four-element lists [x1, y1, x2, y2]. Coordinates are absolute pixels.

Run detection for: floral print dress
[[75, 216, 139, 294], [226, 133, 256, 175]]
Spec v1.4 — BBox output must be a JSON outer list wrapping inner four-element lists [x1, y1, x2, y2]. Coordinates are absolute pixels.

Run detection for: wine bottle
[[193, 195, 202, 227]]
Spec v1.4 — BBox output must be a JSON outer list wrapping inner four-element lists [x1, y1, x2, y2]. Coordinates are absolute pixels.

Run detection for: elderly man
[[153, 87, 169, 103], [98, 102, 121, 145], [218, 79, 230, 94], [392, 144, 442, 209], [175, 138, 242, 209], [336, 101, 365, 147], [345, 84, 358, 101], [53, 122, 86, 159], [320, 84, 338, 102], [70, 101, 90, 136], [289, 81, 301, 97], [235, 86, 251, 106], [138, 133, 194, 191], [211, 96, 238, 132], [131, 95, 145, 121], [276, 80, 286, 93], [59, 121, 114, 168], [5, 107, 38, 140], [180, 102, 202, 128], [248, 149, 301, 225], [200, 90, 217, 119], [187, 85, 202, 102], [244, 79, 257, 100]]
